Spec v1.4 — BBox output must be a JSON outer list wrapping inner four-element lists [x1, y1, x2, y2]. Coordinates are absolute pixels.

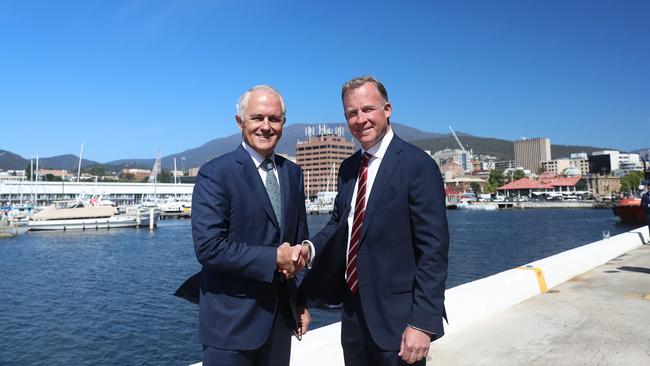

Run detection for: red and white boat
[[612, 197, 645, 226]]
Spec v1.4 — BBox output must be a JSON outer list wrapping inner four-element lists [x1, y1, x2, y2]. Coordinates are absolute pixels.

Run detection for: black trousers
[[341, 290, 425, 366]]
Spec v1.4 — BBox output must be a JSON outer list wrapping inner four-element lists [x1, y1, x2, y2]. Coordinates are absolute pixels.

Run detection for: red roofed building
[[497, 176, 585, 198]]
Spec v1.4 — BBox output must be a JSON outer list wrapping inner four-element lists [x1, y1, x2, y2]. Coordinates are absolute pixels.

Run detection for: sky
[[1, 0, 649, 162]]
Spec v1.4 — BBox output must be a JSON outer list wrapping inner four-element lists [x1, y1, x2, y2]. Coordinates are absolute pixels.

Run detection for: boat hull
[[612, 198, 646, 226], [28, 214, 159, 231]]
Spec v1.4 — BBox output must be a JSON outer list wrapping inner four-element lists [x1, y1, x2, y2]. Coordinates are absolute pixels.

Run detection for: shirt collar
[[242, 141, 275, 169], [362, 127, 393, 159]]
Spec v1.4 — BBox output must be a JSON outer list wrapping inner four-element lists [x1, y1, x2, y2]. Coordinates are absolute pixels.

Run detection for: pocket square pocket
[[390, 273, 414, 293]]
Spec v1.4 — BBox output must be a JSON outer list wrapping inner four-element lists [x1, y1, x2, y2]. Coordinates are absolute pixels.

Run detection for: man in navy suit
[[641, 186, 650, 242], [301, 76, 449, 365], [192, 85, 311, 366]]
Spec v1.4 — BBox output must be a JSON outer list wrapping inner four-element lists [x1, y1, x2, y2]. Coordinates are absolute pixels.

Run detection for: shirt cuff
[[407, 324, 434, 337], [301, 240, 316, 269]]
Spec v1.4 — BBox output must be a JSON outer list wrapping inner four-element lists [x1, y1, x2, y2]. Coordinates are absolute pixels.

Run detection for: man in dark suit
[[301, 76, 449, 365], [641, 186, 650, 243], [192, 85, 312, 366]]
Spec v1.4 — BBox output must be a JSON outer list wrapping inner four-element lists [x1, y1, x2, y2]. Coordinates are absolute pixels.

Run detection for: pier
[[284, 226, 649, 366]]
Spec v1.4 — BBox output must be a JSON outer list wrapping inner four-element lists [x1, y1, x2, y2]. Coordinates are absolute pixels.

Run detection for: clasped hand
[[276, 242, 309, 279]]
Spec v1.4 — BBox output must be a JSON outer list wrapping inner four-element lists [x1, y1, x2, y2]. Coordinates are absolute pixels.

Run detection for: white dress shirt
[[242, 142, 316, 266], [242, 142, 280, 189], [345, 128, 394, 277]]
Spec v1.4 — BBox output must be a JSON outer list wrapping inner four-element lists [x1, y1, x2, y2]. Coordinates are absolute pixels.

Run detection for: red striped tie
[[346, 152, 372, 293]]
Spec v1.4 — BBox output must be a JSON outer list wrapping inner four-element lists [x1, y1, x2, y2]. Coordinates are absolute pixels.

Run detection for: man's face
[[236, 89, 285, 157], [343, 82, 392, 150]]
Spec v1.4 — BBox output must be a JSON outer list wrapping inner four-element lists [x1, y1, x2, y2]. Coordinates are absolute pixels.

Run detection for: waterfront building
[[121, 168, 152, 181], [295, 125, 355, 198], [480, 161, 496, 170], [0, 181, 193, 207], [514, 137, 551, 174], [0, 170, 27, 182], [445, 176, 487, 193], [584, 175, 621, 199], [497, 176, 584, 198], [38, 169, 69, 178], [494, 160, 516, 171], [431, 148, 473, 173], [591, 150, 620, 172], [541, 159, 571, 176], [541, 156, 589, 176], [590, 150, 643, 176], [618, 153, 643, 176]]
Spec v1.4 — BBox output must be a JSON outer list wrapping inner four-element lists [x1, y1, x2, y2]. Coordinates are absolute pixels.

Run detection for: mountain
[[411, 136, 609, 161], [1, 125, 618, 172], [0, 151, 102, 172], [105, 122, 444, 170], [0, 150, 28, 170], [39, 154, 101, 171]]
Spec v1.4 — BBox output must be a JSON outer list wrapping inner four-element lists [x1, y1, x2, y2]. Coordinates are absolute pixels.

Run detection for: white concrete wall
[[288, 226, 648, 365], [0, 180, 194, 195]]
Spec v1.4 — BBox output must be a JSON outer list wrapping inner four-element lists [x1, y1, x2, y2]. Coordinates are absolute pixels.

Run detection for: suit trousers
[[341, 290, 425, 366], [202, 283, 294, 366]]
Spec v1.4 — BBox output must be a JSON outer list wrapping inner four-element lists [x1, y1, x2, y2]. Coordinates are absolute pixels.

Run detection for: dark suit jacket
[[642, 191, 650, 220], [302, 134, 449, 350], [192, 144, 308, 350]]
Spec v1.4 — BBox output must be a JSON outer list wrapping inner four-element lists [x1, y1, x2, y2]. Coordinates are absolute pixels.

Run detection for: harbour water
[[0, 209, 633, 365]]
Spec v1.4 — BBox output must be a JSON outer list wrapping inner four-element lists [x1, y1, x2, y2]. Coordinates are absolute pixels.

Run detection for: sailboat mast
[[174, 157, 178, 187], [77, 142, 84, 182], [35, 154, 39, 207]]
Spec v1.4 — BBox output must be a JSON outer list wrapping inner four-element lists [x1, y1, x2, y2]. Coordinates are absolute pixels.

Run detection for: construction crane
[[449, 126, 467, 153], [449, 126, 474, 173]]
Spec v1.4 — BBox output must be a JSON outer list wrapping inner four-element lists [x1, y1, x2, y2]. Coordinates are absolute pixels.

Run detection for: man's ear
[[235, 115, 244, 131], [383, 102, 392, 120]]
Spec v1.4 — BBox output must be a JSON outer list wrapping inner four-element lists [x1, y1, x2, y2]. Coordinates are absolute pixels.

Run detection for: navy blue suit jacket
[[642, 191, 650, 220], [302, 135, 449, 350], [192, 145, 308, 350]]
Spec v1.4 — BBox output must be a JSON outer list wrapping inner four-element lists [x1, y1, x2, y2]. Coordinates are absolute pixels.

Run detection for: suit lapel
[[341, 151, 362, 211], [235, 146, 280, 230], [277, 156, 290, 238], [360, 137, 403, 242]]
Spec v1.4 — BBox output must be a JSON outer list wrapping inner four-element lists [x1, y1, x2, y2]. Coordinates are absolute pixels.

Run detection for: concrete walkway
[[428, 244, 650, 365]]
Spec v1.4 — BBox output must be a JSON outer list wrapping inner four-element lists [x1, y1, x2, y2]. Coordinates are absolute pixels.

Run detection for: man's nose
[[355, 110, 369, 124], [260, 117, 272, 129]]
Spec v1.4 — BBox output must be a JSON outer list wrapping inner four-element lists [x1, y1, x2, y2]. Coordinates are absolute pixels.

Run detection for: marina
[[0, 209, 640, 365]]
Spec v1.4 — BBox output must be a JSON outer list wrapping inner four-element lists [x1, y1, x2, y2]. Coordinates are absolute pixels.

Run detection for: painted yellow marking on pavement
[[517, 266, 549, 293]]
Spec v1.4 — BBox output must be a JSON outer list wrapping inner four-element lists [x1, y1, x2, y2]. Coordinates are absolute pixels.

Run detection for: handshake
[[276, 242, 310, 279]]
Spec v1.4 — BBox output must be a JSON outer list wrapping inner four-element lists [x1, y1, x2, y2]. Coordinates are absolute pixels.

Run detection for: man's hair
[[236, 85, 286, 118], [341, 76, 389, 102]]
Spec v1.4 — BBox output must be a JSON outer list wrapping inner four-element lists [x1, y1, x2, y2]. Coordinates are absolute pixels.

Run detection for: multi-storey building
[[0, 170, 27, 182], [121, 168, 152, 182], [541, 156, 589, 176], [430, 148, 472, 173], [591, 150, 643, 176], [494, 160, 516, 171], [514, 137, 551, 174], [295, 126, 355, 198]]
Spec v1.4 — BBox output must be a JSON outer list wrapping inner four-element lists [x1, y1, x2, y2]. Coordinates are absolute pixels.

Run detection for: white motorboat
[[28, 200, 159, 231], [306, 191, 337, 214]]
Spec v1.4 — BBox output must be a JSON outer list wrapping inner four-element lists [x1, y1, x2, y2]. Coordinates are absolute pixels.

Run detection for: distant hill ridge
[[1, 123, 639, 171], [411, 136, 611, 161]]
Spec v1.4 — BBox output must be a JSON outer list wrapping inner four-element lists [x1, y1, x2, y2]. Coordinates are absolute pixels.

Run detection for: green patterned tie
[[261, 158, 281, 224]]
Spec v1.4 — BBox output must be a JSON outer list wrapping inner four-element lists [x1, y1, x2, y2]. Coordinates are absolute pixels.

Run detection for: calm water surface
[[0, 209, 630, 365]]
